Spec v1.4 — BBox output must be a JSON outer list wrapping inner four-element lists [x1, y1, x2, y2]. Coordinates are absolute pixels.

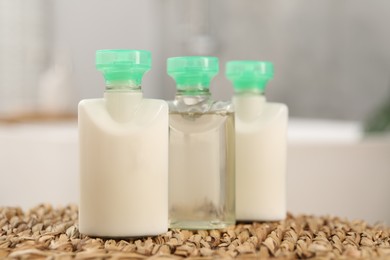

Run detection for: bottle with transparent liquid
[[168, 56, 235, 229], [78, 50, 168, 237], [226, 61, 288, 221]]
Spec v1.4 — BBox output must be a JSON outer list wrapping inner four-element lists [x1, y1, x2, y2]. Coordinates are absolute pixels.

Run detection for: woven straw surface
[[1, 204, 389, 259]]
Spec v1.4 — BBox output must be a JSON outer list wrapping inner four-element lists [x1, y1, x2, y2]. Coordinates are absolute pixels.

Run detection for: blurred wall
[[13, 0, 388, 120], [52, 0, 165, 104], [0, 0, 51, 115], [161, 0, 390, 121]]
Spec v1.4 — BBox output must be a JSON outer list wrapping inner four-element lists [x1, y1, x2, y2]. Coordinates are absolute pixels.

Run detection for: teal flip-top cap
[[225, 61, 273, 92], [96, 49, 151, 85], [167, 56, 219, 89]]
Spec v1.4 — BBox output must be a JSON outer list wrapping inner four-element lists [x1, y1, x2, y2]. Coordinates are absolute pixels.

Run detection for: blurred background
[[0, 0, 389, 224]]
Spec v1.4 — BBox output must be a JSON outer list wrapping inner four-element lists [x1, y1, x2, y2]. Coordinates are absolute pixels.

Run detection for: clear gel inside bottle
[[168, 56, 235, 230]]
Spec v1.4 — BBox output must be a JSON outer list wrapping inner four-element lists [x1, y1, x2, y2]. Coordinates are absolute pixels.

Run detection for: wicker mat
[[1, 204, 389, 259]]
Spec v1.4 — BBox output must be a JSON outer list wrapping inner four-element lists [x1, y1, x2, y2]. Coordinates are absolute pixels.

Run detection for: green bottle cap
[[167, 56, 219, 92], [225, 61, 273, 92], [96, 49, 151, 85]]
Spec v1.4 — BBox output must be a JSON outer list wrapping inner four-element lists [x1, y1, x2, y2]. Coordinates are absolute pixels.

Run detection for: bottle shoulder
[[79, 97, 167, 112], [265, 102, 288, 115], [168, 96, 233, 114], [267, 102, 288, 111], [235, 101, 288, 127], [79, 98, 168, 129], [145, 98, 169, 111], [78, 98, 103, 107]]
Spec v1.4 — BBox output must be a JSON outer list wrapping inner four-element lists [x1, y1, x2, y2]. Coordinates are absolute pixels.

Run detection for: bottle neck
[[171, 86, 212, 112], [175, 84, 210, 96], [233, 89, 266, 121], [234, 88, 264, 96], [104, 81, 143, 122], [176, 90, 211, 99], [175, 84, 211, 101], [104, 80, 141, 92]]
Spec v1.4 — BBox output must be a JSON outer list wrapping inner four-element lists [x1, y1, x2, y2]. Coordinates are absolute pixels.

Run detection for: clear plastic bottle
[[226, 61, 288, 221], [78, 50, 168, 237], [167, 56, 235, 229]]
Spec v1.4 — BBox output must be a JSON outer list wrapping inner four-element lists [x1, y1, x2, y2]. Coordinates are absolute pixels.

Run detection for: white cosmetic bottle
[[78, 50, 168, 237], [226, 61, 288, 221]]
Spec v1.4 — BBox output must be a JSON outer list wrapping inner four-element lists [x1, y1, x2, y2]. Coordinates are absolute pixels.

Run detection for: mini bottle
[[78, 50, 168, 237], [226, 61, 288, 221], [167, 56, 235, 229]]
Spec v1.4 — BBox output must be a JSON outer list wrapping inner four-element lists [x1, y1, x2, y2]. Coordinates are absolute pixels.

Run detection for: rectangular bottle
[[227, 61, 288, 221], [79, 50, 168, 237], [167, 57, 235, 229]]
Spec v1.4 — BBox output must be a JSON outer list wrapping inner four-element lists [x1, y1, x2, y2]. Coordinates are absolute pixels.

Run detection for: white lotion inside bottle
[[78, 50, 168, 237], [227, 61, 288, 221]]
